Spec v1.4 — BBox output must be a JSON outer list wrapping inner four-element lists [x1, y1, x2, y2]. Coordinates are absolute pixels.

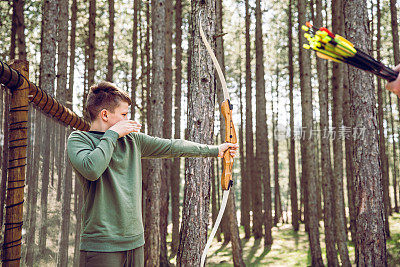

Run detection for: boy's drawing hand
[[218, 143, 239, 158], [109, 120, 142, 138], [386, 64, 400, 97]]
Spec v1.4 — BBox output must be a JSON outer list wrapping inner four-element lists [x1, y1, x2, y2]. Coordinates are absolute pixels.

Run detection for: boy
[[67, 81, 238, 267]]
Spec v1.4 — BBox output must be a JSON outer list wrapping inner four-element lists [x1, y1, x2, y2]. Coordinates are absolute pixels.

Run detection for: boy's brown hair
[[85, 81, 132, 122]]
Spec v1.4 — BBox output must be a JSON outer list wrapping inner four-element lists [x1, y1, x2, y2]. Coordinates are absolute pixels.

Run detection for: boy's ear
[[100, 109, 108, 121]]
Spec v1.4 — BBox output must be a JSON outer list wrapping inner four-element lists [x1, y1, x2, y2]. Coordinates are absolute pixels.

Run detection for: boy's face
[[102, 101, 130, 128]]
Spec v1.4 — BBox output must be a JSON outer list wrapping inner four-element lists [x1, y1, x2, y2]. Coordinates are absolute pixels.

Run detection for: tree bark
[[73, 178, 83, 267], [88, 0, 96, 87], [388, 90, 399, 212], [243, 0, 252, 239], [106, 0, 114, 82], [131, 0, 139, 120], [331, 1, 351, 265], [10, 2, 16, 60], [38, 0, 57, 256], [343, 63, 357, 244], [390, 0, 400, 66], [57, 139, 72, 267], [254, 0, 272, 244], [177, 2, 215, 265], [315, 1, 339, 265], [144, 0, 165, 266], [376, 0, 391, 238], [287, 0, 299, 231], [171, 0, 182, 255], [228, 190, 245, 267], [69, 0, 79, 265], [272, 70, 281, 226], [14, 0, 27, 60], [25, 112, 41, 266], [56, 0, 69, 202], [160, 0, 173, 264], [343, 1, 388, 265], [238, 42, 247, 235], [298, 0, 323, 264], [56, 0, 69, 265]]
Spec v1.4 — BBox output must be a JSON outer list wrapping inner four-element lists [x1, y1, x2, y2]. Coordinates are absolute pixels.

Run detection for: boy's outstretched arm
[[138, 133, 238, 159]]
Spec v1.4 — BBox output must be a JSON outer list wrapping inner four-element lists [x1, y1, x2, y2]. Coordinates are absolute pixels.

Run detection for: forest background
[[0, 0, 400, 266]]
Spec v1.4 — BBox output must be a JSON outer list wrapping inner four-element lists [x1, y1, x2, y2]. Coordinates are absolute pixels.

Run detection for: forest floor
[[172, 213, 400, 266], [24, 213, 400, 266]]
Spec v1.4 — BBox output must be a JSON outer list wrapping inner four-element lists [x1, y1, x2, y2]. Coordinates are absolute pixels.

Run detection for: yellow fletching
[[302, 25, 309, 31], [319, 31, 328, 37], [322, 36, 331, 43], [336, 35, 354, 47], [316, 52, 342, 63]]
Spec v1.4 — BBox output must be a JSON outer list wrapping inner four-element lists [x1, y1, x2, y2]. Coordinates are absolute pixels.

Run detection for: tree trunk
[[228, 190, 245, 267], [131, 0, 139, 120], [144, 0, 165, 266], [57, 138, 72, 267], [272, 70, 281, 226], [14, 0, 27, 60], [376, 0, 391, 238], [390, 0, 400, 152], [315, 1, 339, 265], [106, 0, 114, 82], [177, 3, 215, 265], [343, 62, 357, 245], [287, 0, 299, 231], [73, 178, 83, 267], [171, 0, 182, 255], [343, 1, 387, 265], [298, 0, 323, 264], [243, 0, 252, 239], [238, 44, 247, 234], [389, 91, 399, 212], [160, 0, 173, 264], [141, 0, 151, 232], [88, 0, 96, 87], [56, 0, 69, 201], [390, 0, 400, 66], [331, 1, 351, 265], [255, 0, 271, 244], [69, 0, 79, 265], [38, 0, 57, 256], [25, 112, 41, 266], [10, 2, 16, 60]]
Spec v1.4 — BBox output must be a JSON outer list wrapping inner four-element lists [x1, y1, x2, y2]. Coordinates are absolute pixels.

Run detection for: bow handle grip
[[221, 100, 237, 190]]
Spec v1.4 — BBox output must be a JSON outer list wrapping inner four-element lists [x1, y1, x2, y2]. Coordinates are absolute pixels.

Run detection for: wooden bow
[[199, 11, 237, 267]]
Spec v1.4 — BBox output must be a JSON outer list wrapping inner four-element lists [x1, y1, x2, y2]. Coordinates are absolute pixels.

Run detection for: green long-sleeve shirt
[[67, 129, 219, 252]]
